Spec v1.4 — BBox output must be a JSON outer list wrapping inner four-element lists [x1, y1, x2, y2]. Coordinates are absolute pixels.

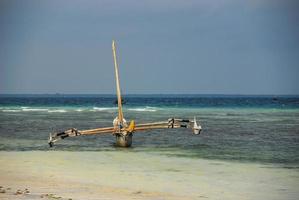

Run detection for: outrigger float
[[48, 41, 202, 147]]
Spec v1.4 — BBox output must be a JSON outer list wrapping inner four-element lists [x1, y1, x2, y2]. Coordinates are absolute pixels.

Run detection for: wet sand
[[0, 151, 298, 200]]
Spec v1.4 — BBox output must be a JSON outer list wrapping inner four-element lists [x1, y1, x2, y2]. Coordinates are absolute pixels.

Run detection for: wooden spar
[[80, 127, 115, 135], [82, 121, 184, 135], [134, 125, 181, 131], [112, 40, 124, 125]]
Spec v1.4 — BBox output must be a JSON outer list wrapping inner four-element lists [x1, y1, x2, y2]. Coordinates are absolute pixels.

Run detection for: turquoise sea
[[0, 94, 299, 166]]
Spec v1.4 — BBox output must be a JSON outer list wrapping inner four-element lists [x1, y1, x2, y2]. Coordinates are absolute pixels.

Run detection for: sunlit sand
[[0, 151, 298, 200]]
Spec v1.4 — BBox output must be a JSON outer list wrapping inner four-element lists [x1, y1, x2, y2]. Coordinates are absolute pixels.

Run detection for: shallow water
[[0, 95, 299, 166]]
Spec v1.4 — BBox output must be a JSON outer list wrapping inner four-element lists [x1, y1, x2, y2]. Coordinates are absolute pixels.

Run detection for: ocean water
[[0, 94, 299, 166]]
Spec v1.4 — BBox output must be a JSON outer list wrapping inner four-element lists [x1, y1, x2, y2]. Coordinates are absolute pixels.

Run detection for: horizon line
[[0, 93, 299, 97]]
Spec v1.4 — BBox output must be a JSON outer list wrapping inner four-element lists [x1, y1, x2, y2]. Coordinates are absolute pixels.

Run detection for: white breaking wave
[[48, 109, 67, 113], [22, 108, 49, 112], [93, 107, 117, 111], [128, 107, 157, 112], [2, 106, 158, 113], [2, 109, 21, 112]]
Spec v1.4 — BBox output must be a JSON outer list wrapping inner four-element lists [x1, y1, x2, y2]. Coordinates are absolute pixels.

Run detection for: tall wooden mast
[[112, 40, 124, 124]]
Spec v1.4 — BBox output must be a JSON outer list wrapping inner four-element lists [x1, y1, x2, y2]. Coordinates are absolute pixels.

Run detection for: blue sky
[[1, 0, 298, 94]]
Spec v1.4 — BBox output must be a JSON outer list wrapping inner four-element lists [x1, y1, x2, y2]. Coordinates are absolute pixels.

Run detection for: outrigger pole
[[48, 40, 202, 148]]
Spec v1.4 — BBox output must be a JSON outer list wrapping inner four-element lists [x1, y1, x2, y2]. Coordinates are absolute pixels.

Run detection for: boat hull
[[115, 133, 132, 147]]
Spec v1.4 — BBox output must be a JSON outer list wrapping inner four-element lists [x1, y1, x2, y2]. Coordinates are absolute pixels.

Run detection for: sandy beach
[[0, 151, 298, 200]]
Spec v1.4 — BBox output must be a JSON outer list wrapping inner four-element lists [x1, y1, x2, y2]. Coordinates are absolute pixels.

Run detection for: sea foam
[[22, 108, 49, 112], [48, 109, 67, 113], [2, 109, 21, 112], [128, 107, 157, 112], [93, 107, 117, 111]]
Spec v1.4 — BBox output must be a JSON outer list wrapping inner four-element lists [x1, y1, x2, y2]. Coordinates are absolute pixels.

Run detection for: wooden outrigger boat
[[48, 40, 202, 147]]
